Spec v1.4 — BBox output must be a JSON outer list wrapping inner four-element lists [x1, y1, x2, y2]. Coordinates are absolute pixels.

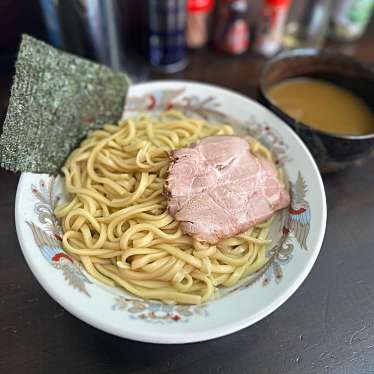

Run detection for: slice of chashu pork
[[165, 135, 290, 244]]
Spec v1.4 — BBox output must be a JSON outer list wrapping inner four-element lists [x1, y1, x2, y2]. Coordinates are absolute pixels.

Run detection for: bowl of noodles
[[15, 81, 326, 343]]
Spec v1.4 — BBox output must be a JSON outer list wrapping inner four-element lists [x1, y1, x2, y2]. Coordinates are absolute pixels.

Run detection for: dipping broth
[[267, 78, 374, 135]]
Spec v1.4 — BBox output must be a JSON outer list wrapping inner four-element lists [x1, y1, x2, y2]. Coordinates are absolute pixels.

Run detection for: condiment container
[[255, 0, 292, 57], [282, 0, 333, 49], [39, 0, 123, 70], [329, 0, 374, 41], [148, 0, 188, 73], [186, 0, 215, 49], [213, 0, 250, 55]]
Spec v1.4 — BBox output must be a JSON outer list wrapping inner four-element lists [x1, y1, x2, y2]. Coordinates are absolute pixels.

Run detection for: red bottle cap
[[187, 0, 214, 12], [265, 0, 291, 6]]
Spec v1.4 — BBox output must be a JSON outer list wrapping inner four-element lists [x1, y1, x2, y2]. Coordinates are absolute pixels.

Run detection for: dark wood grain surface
[[1, 22, 374, 374]]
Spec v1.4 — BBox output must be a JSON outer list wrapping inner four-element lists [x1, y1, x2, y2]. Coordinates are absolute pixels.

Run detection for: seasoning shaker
[[213, 0, 250, 55], [186, 0, 215, 49], [254, 0, 292, 57]]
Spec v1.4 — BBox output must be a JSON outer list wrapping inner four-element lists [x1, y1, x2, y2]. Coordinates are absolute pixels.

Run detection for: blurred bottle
[[254, 0, 292, 57], [39, 0, 122, 70], [39, 0, 150, 80], [282, 0, 333, 49], [186, 0, 215, 49], [148, 0, 187, 73], [330, 0, 374, 41], [213, 0, 250, 55]]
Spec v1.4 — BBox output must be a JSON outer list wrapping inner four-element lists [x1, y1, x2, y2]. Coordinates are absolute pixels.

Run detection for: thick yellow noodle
[[55, 111, 277, 305]]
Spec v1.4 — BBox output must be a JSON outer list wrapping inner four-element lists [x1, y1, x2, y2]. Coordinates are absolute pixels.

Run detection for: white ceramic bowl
[[15, 81, 326, 344]]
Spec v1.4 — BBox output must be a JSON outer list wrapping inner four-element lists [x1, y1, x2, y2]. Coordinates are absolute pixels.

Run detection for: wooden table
[[1, 25, 374, 374]]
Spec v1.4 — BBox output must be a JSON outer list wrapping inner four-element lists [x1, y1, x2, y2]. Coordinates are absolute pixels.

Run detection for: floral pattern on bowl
[[112, 297, 209, 323]]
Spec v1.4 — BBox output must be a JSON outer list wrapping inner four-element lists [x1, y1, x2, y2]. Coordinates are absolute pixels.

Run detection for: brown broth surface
[[267, 78, 374, 135]]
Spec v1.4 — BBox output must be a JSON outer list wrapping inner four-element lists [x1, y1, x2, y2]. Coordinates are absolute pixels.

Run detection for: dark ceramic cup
[[259, 48, 374, 173]]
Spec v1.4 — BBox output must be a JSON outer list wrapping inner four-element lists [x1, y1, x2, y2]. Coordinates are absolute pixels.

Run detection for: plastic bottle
[[214, 0, 250, 55], [255, 0, 292, 57], [186, 0, 215, 49], [330, 0, 374, 41]]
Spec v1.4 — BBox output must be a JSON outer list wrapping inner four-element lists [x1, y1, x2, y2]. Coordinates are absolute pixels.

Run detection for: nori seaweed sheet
[[0, 34, 130, 174]]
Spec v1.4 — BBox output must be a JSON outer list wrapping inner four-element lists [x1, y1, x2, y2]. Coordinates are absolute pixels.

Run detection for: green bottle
[[330, 0, 374, 41]]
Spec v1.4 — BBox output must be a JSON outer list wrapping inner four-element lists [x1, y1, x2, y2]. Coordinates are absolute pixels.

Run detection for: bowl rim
[[260, 48, 374, 141], [14, 80, 327, 343]]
